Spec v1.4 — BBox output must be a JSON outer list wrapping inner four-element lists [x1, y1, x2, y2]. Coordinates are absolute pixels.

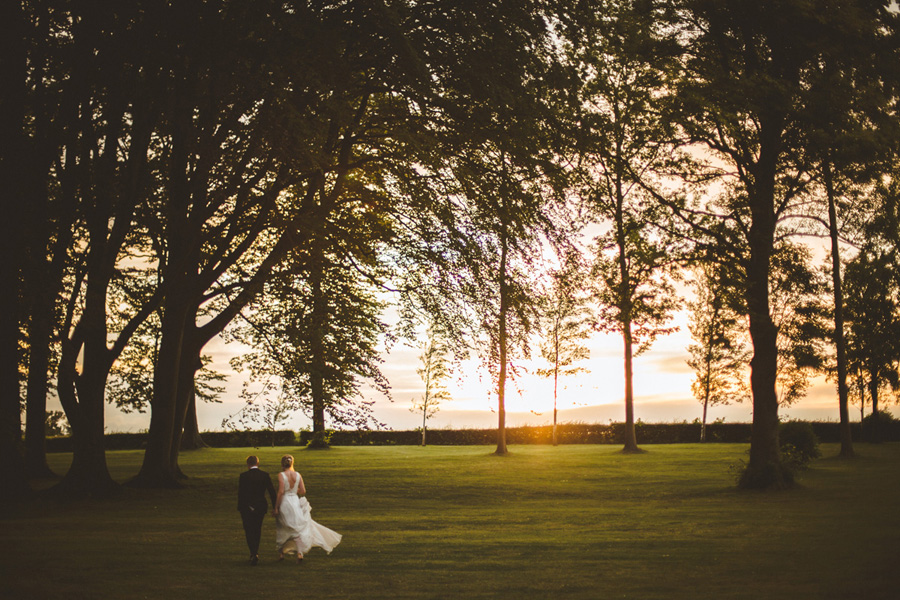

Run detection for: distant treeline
[[44, 422, 900, 453]]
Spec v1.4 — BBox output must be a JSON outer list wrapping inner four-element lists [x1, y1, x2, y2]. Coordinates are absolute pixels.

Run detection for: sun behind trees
[[4, 0, 900, 500]]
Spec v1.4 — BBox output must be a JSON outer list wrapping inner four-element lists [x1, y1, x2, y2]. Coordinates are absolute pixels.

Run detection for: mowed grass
[[2, 443, 899, 600]]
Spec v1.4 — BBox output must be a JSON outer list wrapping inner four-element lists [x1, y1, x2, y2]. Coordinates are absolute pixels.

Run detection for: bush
[[779, 420, 821, 471], [305, 429, 334, 449], [861, 410, 897, 443]]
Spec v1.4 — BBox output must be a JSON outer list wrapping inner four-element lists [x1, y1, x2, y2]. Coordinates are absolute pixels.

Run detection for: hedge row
[[44, 420, 900, 452], [45, 430, 298, 453]]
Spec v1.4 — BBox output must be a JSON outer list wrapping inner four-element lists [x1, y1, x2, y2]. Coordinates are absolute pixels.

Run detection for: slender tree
[[565, 0, 682, 453], [535, 253, 592, 446], [410, 325, 452, 446], [686, 263, 749, 442], [844, 249, 900, 415]]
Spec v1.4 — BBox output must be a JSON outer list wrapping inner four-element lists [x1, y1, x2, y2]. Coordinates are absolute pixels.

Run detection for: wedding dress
[[275, 471, 342, 556]]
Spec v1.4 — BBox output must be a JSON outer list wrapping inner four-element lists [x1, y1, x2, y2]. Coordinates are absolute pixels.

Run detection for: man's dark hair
[[246, 455, 259, 467]]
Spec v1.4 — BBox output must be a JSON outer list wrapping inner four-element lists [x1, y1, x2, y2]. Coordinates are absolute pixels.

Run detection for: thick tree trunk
[[869, 376, 879, 415], [169, 337, 206, 475], [740, 133, 789, 489], [132, 293, 189, 489], [54, 345, 117, 497], [24, 308, 55, 478], [52, 235, 122, 497], [0, 0, 30, 503], [824, 162, 853, 458]]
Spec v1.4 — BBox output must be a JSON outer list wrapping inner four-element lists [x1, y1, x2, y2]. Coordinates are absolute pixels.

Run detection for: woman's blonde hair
[[281, 454, 294, 470]]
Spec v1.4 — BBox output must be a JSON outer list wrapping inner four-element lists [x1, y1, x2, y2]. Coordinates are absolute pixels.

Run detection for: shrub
[[306, 429, 334, 449], [779, 420, 821, 471], [861, 410, 897, 443]]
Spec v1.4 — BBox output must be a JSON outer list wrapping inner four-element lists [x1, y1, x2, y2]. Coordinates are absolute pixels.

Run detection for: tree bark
[[495, 229, 509, 456], [824, 161, 854, 458], [132, 290, 190, 489], [740, 121, 790, 489], [24, 305, 55, 479], [621, 321, 640, 453], [0, 0, 31, 503], [180, 390, 207, 451], [616, 172, 640, 454]]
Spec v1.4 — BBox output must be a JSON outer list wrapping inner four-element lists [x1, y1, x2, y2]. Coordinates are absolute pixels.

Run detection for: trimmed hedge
[[43, 420, 900, 453], [46, 430, 298, 453]]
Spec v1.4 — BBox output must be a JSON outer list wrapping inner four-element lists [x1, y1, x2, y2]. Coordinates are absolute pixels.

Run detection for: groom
[[237, 455, 277, 565]]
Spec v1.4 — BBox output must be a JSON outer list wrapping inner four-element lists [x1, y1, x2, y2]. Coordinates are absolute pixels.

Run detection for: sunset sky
[[94, 305, 851, 434]]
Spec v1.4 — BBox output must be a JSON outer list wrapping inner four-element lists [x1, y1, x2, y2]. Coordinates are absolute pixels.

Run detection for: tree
[[798, 5, 900, 457], [410, 325, 452, 447], [225, 173, 397, 449], [844, 249, 900, 415], [769, 245, 830, 408], [222, 378, 295, 448], [565, 0, 682, 453], [686, 263, 749, 442], [535, 253, 592, 446], [390, 2, 571, 457], [663, 0, 896, 488]]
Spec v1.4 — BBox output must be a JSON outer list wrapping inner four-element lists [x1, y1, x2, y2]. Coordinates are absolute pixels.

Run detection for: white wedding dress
[[275, 471, 342, 556]]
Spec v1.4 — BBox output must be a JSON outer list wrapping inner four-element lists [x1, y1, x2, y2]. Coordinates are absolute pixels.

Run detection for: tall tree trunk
[[621, 320, 639, 452], [741, 128, 789, 489], [616, 175, 640, 454], [422, 407, 427, 447], [132, 291, 189, 489], [310, 255, 327, 436], [701, 390, 709, 443], [54, 267, 120, 496], [495, 231, 509, 456], [0, 0, 30, 503], [824, 161, 853, 458], [24, 304, 55, 478], [869, 375, 879, 415]]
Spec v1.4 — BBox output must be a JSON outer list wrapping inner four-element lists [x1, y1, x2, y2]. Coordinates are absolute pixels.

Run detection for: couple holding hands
[[237, 454, 342, 566]]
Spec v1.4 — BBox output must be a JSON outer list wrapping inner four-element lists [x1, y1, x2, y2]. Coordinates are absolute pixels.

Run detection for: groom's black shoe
[[249, 555, 259, 566]]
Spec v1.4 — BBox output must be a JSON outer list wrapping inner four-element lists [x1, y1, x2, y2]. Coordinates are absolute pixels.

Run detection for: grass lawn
[[1, 443, 899, 599]]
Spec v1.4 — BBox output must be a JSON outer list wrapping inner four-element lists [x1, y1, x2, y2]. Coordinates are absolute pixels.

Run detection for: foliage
[[226, 234, 391, 433], [779, 420, 822, 472], [768, 244, 830, 407], [685, 262, 750, 414], [44, 411, 69, 437], [862, 409, 898, 443], [844, 248, 900, 413], [535, 252, 592, 441]]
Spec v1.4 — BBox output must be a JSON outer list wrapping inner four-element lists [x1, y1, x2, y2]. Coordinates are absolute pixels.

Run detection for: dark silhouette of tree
[[226, 229, 391, 448], [663, 0, 897, 488], [844, 249, 900, 415], [564, 0, 682, 453]]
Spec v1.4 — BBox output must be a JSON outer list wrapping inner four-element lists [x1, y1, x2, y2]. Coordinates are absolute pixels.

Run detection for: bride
[[274, 454, 342, 563]]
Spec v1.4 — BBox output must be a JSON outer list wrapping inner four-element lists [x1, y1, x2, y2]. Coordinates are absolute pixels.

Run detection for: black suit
[[238, 467, 277, 558]]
